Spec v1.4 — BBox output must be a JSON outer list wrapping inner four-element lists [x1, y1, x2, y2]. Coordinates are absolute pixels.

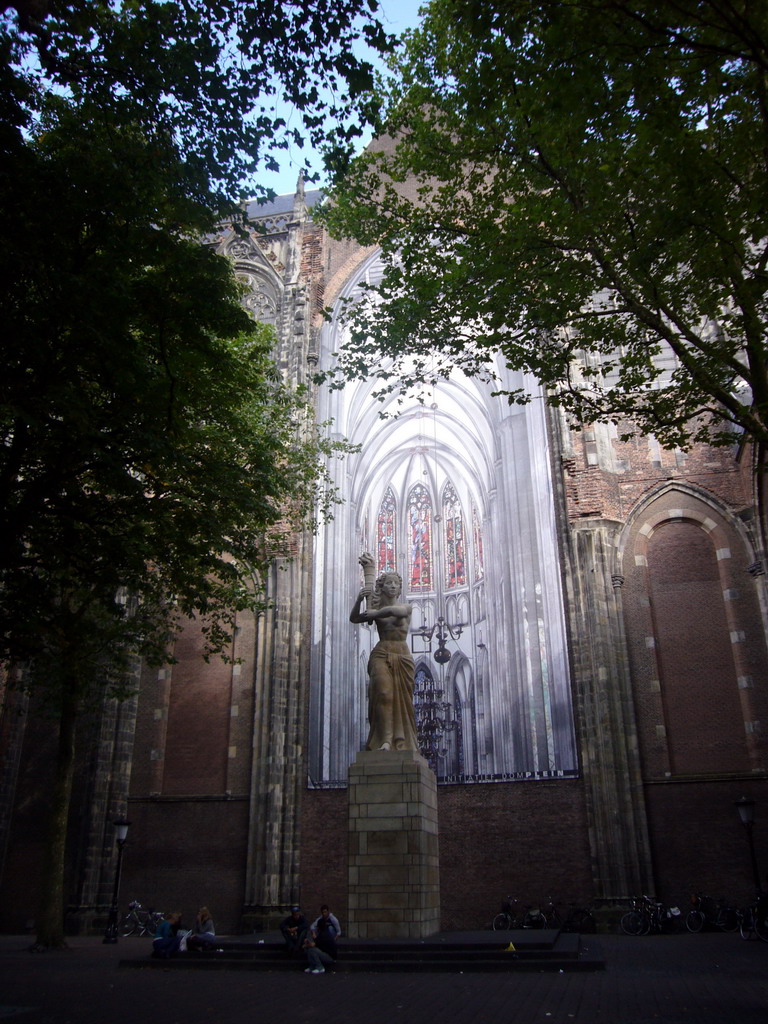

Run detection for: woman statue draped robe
[[349, 553, 420, 752]]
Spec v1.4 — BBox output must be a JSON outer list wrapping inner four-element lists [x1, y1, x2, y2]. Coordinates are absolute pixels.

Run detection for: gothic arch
[[619, 483, 768, 778], [222, 232, 284, 327], [446, 651, 474, 778], [617, 480, 759, 577]]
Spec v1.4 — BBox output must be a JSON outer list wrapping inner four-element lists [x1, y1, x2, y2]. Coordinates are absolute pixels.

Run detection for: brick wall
[[564, 423, 752, 525], [124, 611, 258, 934], [647, 521, 752, 775], [567, 418, 768, 903], [300, 777, 593, 931], [121, 797, 249, 935], [162, 629, 233, 796], [645, 779, 768, 907]]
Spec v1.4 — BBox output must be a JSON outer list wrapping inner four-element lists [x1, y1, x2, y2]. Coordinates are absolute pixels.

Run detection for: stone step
[[121, 957, 603, 973], [118, 931, 605, 973]]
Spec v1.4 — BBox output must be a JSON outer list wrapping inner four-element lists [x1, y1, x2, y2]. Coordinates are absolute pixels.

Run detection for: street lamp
[[102, 818, 131, 944], [734, 796, 761, 893]]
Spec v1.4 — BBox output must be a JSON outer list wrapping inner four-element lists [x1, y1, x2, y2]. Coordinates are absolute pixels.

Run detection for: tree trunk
[[34, 678, 80, 948], [748, 440, 768, 574]]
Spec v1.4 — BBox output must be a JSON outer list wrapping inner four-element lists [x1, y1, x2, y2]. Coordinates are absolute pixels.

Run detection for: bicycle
[[519, 903, 549, 929], [560, 901, 597, 934], [492, 898, 524, 930], [620, 895, 682, 936], [620, 896, 654, 936], [538, 897, 563, 928], [685, 892, 738, 933], [492, 899, 547, 930], [493, 896, 596, 932], [120, 900, 165, 937], [738, 893, 768, 942], [538, 898, 596, 932]]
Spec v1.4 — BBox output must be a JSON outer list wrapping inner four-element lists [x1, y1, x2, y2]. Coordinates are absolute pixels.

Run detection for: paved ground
[[0, 930, 766, 1024]]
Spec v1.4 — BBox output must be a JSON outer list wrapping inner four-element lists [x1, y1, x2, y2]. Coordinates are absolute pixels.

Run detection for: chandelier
[[413, 666, 456, 773], [414, 615, 464, 663]]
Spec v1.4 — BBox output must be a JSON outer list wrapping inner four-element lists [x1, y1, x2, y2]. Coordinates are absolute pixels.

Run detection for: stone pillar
[[566, 520, 655, 898], [66, 679, 140, 935], [243, 547, 311, 930], [347, 749, 440, 939]]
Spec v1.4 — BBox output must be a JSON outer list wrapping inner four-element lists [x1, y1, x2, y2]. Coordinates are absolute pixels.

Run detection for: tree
[[1, 0, 380, 946], [1, 103, 351, 947], [3, 0, 392, 205], [321, 1, 768, 513]]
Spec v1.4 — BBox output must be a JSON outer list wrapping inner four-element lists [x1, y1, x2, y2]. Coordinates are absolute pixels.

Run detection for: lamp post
[[734, 796, 761, 893], [103, 818, 130, 944]]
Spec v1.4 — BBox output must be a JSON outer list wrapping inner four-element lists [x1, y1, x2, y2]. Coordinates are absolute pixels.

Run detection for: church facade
[[0, 183, 766, 934]]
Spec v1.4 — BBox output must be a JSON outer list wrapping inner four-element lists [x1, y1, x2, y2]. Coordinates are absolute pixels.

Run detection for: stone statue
[[350, 553, 420, 752]]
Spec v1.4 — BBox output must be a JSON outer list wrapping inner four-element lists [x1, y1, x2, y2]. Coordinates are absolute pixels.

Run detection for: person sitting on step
[[302, 934, 334, 975], [309, 904, 341, 960], [280, 905, 308, 954], [186, 906, 217, 951], [151, 911, 182, 958]]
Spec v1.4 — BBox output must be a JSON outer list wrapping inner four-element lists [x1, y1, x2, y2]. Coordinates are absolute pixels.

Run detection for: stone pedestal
[[347, 749, 440, 939]]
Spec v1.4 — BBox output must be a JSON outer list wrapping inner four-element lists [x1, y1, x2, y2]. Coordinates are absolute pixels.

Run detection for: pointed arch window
[[376, 487, 397, 574], [443, 482, 466, 589], [407, 484, 433, 592], [472, 504, 484, 581]]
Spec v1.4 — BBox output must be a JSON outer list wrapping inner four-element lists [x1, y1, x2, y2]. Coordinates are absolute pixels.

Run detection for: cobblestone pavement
[[0, 931, 765, 1024]]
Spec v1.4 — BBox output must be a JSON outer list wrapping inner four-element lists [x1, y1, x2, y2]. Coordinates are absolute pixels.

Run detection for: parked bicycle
[[492, 897, 516, 930], [620, 895, 682, 936], [492, 897, 595, 932], [535, 897, 563, 928], [492, 898, 551, 930], [518, 902, 549, 929], [685, 892, 738, 933], [559, 901, 597, 934], [738, 893, 768, 942], [120, 900, 165, 937], [534, 898, 597, 933]]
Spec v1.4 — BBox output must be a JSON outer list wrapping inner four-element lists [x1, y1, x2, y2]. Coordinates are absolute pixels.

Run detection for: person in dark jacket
[[280, 906, 308, 953], [152, 911, 182, 958]]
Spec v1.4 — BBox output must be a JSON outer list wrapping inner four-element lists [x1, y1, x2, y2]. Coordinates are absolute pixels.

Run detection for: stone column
[[347, 749, 440, 939], [66, 670, 140, 935], [243, 547, 311, 929], [566, 520, 654, 898]]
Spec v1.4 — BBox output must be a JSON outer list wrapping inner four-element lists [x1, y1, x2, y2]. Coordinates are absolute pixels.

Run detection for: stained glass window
[[473, 504, 484, 581], [376, 487, 397, 574], [443, 483, 466, 588], [407, 484, 433, 591]]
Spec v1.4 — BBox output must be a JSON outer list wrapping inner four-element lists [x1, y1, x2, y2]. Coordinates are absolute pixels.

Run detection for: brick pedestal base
[[347, 749, 440, 939]]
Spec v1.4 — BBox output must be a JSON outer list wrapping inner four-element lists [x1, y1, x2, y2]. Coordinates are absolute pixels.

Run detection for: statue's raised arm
[[359, 551, 376, 585], [350, 553, 420, 753], [349, 552, 376, 624]]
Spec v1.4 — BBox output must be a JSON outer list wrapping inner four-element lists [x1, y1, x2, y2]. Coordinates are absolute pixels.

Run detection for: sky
[[253, 0, 425, 198]]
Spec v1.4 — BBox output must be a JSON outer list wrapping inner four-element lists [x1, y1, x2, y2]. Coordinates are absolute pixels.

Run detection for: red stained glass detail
[[443, 483, 466, 588], [376, 488, 397, 574], [407, 484, 433, 592]]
